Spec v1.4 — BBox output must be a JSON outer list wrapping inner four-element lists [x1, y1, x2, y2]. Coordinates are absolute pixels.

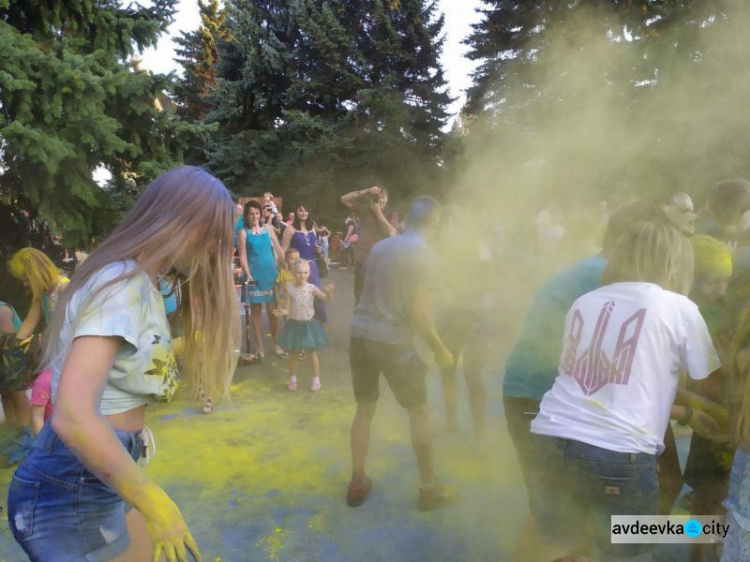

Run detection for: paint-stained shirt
[[50, 260, 179, 415], [531, 282, 719, 455]]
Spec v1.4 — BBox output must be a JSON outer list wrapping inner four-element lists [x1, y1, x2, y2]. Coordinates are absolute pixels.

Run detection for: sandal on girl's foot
[[287, 380, 298, 391], [311, 379, 322, 392], [274, 349, 290, 359], [202, 398, 213, 414]]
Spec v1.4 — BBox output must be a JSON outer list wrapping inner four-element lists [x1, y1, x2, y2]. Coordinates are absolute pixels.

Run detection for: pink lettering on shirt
[[562, 301, 647, 395]]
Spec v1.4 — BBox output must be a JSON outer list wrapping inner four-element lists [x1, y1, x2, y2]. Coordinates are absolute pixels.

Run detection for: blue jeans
[[530, 435, 659, 559], [7, 421, 144, 562]]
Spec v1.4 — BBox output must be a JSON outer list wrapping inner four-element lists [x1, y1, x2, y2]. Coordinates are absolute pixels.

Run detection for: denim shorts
[[7, 421, 144, 562], [529, 435, 658, 559]]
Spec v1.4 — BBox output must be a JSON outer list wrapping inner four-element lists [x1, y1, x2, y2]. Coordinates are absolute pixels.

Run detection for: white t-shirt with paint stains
[[531, 282, 720, 455], [50, 260, 179, 415]]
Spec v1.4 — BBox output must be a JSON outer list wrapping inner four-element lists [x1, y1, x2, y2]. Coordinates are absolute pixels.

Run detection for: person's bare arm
[[341, 186, 379, 210], [267, 225, 285, 263], [273, 292, 291, 316], [370, 201, 397, 238], [16, 299, 42, 340], [311, 284, 334, 302], [0, 306, 15, 333], [281, 222, 295, 254], [53, 336, 201, 561], [238, 229, 253, 283], [31, 405, 45, 436], [690, 369, 724, 406], [412, 285, 452, 368]]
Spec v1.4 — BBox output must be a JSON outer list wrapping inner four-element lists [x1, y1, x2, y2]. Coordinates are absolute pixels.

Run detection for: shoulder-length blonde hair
[[43, 166, 240, 400], [602, 221, 694, 295], [8, 248, 60, 301]]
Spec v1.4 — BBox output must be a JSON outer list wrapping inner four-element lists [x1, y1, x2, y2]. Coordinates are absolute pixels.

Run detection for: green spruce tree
[[0, 0, 195, 243], [174, 0, 229, 125], [208, 0, 451, 217]]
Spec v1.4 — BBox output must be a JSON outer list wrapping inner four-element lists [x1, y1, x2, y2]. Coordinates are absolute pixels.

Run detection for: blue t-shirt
[[503, 255, 607, 400], [351, 230, 436, 345]]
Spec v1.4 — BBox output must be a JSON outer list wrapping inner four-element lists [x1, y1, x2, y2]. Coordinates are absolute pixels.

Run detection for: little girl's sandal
[[311, 379, 322, 392], [287, 380, 298, 391]]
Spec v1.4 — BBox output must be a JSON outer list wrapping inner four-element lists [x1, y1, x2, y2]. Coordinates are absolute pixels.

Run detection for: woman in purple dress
[[282, 204, 327, 323]]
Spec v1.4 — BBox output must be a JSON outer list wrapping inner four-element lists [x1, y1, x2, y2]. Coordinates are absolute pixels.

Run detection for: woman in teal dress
[[238, 200, 286, 360]]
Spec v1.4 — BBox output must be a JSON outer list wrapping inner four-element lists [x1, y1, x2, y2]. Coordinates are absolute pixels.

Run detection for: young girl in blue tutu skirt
[[274, 260, 333, 391]]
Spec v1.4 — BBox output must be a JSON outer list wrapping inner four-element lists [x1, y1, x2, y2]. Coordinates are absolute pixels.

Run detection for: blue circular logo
[[685, 519, 702, 538]]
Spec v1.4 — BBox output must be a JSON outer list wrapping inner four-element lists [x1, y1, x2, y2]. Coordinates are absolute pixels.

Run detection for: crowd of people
[[3, 166, 750, 561]]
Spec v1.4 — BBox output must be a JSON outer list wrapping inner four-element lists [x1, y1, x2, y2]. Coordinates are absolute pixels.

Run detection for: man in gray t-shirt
[[346, 196, 457, 512]]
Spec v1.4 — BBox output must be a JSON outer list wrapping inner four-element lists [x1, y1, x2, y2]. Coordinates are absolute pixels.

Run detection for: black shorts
[[349, 336, 427, 409]]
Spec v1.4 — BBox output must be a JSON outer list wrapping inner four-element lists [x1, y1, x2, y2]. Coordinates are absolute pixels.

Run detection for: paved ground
[[0, 268, 702, 561]]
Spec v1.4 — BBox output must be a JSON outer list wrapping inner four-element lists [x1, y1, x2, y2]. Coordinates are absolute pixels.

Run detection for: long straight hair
[[42, 166, 240, 400], [8, 248, 60, 300]]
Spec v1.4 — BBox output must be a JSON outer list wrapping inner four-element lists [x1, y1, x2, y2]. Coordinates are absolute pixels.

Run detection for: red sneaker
[[346, 477, 372, 507]]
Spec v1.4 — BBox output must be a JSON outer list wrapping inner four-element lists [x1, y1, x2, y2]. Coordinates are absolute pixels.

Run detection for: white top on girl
[[531, 282, 720, 455], [50, 260, 179, 415], [287, 283, 317, 321]]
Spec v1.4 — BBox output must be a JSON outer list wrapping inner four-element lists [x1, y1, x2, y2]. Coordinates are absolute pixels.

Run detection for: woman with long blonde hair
[[8, 247, 69, 340], [7, 166, 239, 562]]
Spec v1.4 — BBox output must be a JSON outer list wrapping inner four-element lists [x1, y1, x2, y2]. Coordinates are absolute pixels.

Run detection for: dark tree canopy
[[0, 0, 198, 244], [201, 0, 452, 218]]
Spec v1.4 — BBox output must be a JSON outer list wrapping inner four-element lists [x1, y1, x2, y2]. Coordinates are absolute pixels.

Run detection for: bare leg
[[407, 403, 435, 486], [289, 353, 299, 377], [309, 350, 320, 376], [250, 303, 264, 356], [463, 338, 487, 441], [111, 509, 151, 562], [351, 402, 377, 482], [440, 366, 459, 431], [267, 302, 282, 353]]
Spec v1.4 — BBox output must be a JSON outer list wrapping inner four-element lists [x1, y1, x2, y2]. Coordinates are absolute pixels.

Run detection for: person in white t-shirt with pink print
[[528, 221, 722, 562]]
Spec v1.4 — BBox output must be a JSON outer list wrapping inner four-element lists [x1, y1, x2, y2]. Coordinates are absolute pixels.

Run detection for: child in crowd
[[274, 260, 333, 391], [275, 248, 300, 305], [30, 368, 53, 436], [264, 192, 280, 216]]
